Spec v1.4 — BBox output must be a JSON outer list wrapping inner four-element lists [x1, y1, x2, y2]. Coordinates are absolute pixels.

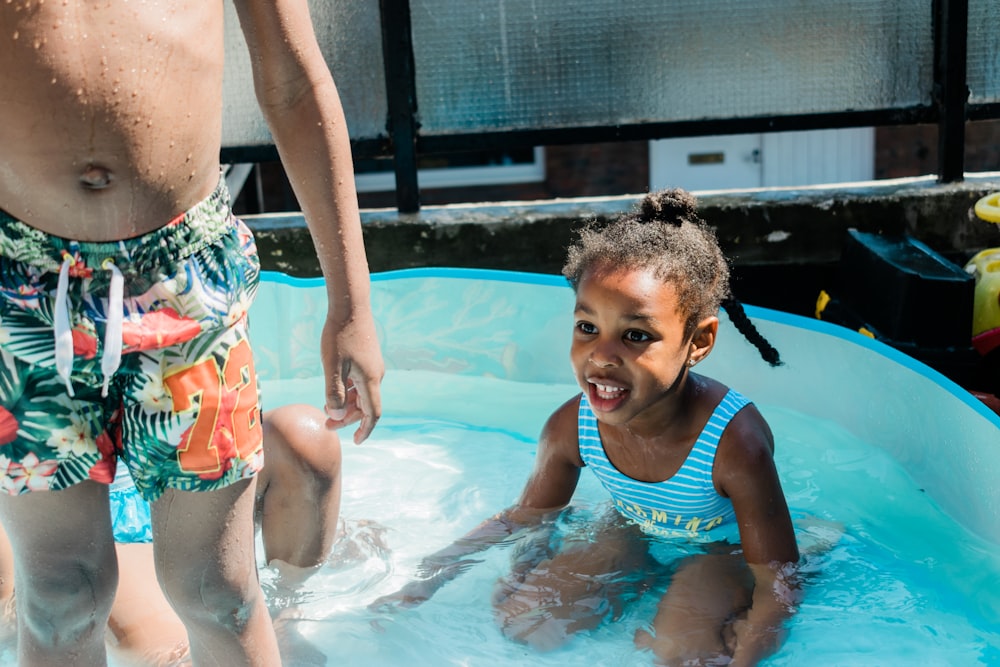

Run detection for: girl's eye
[[576, 321, 597, 335], [624, 330, 651, 343]]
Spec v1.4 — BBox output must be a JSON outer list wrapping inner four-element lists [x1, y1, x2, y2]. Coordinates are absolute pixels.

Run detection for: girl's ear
[[689, 316, 719, 364]]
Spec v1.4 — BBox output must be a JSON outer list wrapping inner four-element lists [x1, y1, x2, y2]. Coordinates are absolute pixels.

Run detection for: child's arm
[[371, 397, 584, 610], [369, 506, 560, 610], [233, 0, 384, 443], [716, 405, 800, 667]]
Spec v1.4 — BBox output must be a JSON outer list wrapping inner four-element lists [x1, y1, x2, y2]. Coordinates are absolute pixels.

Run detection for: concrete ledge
[[247, 174, 1000, 282], [246, 175, 1000, 397]]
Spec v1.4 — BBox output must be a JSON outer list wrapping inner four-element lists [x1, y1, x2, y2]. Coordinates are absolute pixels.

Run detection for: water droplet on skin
[[11, 30, 18, 40]]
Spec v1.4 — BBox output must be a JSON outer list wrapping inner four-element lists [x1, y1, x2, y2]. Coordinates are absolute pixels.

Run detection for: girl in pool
[[375, 188, 800, 667]]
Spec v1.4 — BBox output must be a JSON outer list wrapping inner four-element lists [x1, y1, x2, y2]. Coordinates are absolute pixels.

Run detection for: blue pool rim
[[261, 267, 1000, 428]]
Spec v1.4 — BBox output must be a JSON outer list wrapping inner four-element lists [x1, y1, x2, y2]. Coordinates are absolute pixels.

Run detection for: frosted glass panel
[[221, 0, 387, 148], [410, 0, 934, 133], [968, 0, 1000, 103]]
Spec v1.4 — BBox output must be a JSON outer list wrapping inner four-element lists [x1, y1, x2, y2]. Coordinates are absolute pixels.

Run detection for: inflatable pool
[[246, 267, 1000, 667]]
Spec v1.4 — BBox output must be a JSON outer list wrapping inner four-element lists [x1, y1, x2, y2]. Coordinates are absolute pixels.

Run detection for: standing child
[[0, 1, 383, 665], [0, 402, 343, 666], [375, 189, 799, 667]]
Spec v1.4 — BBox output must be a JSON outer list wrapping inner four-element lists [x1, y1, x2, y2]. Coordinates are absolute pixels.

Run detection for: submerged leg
[[635, 552, 752, 666], [493, 515, 652, 652]]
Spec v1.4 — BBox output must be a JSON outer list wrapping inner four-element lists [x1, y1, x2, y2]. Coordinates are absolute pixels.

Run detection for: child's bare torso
[[0, 0, 226, 241]]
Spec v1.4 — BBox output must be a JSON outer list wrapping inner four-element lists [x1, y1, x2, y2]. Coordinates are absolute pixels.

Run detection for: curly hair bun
[[638, 188, 699, 225]]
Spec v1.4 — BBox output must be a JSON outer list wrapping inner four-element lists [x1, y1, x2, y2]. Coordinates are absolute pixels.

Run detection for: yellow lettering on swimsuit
[[703, 516, 723, 531]]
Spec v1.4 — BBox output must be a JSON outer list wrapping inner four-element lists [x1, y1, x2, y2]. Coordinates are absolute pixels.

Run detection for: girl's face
[[570, 264, 716, 428]]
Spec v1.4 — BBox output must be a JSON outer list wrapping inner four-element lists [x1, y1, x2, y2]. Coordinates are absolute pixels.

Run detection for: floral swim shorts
[[0, 178, 264, 502]]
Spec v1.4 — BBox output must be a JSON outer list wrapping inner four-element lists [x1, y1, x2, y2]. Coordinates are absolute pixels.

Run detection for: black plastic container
[[838, 229, 974, 348], [818, 229, 982, 387]]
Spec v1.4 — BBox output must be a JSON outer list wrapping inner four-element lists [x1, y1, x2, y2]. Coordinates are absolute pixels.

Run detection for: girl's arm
[[370, 396, 584, 610], [715, 405, 800, 667]]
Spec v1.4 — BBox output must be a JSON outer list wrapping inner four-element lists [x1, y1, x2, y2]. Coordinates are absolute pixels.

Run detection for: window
[[354, 147, 545, 192]]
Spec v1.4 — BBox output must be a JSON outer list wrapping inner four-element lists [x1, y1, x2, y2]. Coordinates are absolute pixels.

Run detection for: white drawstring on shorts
[[54, 255, 76, 397], [101, 259, 124, 397], [53, 253, 126, 398]]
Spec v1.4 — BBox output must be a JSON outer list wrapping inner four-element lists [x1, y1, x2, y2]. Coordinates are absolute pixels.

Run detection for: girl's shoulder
[[712, 386, 776, 468], [691, 374, 773, 457], [538, 393, 586, 467]]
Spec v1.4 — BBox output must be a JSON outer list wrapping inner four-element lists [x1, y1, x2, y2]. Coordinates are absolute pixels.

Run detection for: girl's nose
[[588, 340, 620, 368]]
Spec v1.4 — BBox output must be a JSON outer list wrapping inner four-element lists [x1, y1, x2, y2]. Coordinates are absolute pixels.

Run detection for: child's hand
[[321, 312, 384, 444], [368, 559, 482, 612], [324, 384, 365, 431], [368, 579, 439, 612]]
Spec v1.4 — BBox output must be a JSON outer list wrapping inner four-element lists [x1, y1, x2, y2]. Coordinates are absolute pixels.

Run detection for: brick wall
[[876, 119, 1000, 180]]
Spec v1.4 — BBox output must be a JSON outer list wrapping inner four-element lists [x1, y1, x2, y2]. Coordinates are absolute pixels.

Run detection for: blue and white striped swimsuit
[[578, 389, 750, 541]]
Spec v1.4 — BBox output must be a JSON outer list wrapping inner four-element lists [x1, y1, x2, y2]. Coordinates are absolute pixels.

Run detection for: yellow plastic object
[[965, 247, 1000, 355], [815, 290, 831, 320], [974, 192, 1000, 223]]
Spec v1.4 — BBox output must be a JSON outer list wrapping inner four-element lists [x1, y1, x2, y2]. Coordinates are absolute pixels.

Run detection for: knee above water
[[158, 569, 261, 631], [17, 566, 117, 642]]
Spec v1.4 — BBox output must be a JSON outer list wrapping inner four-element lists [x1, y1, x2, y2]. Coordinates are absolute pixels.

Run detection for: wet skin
[[0, 1, 223, 240], [570, 264, 720, 483]]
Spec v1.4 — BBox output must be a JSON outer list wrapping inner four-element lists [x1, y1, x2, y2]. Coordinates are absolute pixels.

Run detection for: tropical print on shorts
[[0, 179, 265, 501]]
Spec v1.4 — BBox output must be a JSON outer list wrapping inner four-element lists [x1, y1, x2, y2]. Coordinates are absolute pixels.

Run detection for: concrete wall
[[247, 175, 1000, 315]]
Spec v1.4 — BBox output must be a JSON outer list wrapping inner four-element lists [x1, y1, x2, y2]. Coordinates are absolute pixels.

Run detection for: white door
[[649, 128, 874, 192], [649, 134, 763, 192]]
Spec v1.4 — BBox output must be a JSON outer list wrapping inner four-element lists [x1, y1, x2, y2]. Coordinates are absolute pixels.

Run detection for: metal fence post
[[379, 0, 421, 212]]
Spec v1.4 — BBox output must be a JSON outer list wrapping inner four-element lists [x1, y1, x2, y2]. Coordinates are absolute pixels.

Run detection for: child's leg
[[492, 516, 652, 652], [256, 404, 342, 569], [150, 478, 279, 666], [634, 552, 752, 666], [0, 480, 118, 665], [106, 542, 190, 667]]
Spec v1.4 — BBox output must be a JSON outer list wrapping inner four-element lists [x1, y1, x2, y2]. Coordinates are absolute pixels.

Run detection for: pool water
[[5, 267, 994, 667], [258, 370, 1000, 667]]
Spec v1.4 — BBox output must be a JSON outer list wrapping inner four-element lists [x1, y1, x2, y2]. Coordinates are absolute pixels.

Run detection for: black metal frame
[[222, 0, 989, 213]]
